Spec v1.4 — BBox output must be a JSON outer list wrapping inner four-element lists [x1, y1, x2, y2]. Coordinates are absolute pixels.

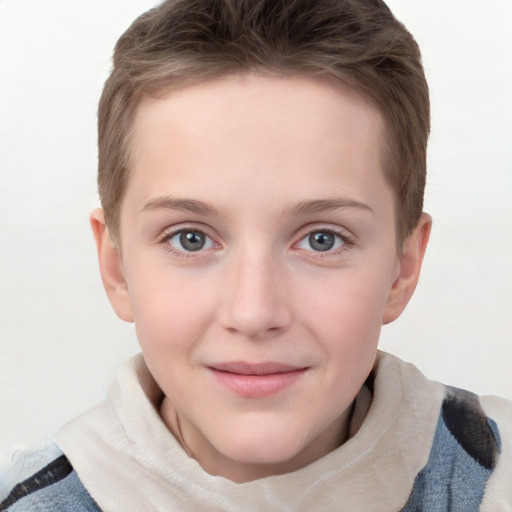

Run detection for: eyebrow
[[141, 196, 373, 217], [142, 196, 223, 216], [283, 198, 373, 216]]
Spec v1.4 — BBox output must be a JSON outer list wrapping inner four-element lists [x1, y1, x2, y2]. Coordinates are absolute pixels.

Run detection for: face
[[93, 74, 430, 482]]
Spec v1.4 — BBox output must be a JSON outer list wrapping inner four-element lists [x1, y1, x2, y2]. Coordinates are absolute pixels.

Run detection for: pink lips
[[208, 362, 307, 397]]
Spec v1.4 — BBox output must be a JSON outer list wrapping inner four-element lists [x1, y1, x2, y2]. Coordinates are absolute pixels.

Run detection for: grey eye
[[297, 230, 345, 252], [169, 230, 213, 252], [309, 232, 335, 251]]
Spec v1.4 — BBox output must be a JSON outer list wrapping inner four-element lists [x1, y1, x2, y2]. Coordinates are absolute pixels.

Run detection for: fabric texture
[[1, 352, 511, 511], [0, 446, 99, 511], [401, 388, 501, 511]]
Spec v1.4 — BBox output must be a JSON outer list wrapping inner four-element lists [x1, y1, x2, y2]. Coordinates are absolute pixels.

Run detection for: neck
[[160, 397, 353, 483]]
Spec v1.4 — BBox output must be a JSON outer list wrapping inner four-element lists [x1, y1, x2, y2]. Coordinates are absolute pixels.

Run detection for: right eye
[[166, 229, 215, 252]]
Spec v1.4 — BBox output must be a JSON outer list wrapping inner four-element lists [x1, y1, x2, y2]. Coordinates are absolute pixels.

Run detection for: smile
[[208, 362, 308, 398]]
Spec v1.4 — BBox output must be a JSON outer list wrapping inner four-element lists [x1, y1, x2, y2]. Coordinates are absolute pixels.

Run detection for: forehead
[[133, 74, 384, 148], [124, 74, 390, 219]]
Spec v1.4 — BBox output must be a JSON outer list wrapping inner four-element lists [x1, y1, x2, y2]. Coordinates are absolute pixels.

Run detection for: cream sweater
[[45, 352, 511, 512]]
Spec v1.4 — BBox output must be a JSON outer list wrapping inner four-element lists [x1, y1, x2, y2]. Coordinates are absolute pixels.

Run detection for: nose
[[218, 249, 293, 340]]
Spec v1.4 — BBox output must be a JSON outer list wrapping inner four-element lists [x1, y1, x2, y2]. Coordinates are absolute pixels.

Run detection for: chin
[[233, 443, 301, 466], [214, 421, 310, 466]]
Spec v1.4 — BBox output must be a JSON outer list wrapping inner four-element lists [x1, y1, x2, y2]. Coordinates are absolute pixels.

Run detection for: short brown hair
[[98, 0, 430, 246]]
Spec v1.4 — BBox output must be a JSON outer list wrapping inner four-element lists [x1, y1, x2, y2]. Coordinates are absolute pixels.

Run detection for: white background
[[1, 0, 511, 466]]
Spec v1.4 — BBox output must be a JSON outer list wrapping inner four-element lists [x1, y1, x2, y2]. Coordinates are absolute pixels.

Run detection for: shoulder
[[0, 444, 100, 512], [479, 393, 512, 511], [401, 383, 512, 511]]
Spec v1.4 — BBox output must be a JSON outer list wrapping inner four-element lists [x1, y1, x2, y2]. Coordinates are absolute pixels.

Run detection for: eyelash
[[158, 226, 354, 259], [294, 227, 353, 259], [159, 227, 217, 259]]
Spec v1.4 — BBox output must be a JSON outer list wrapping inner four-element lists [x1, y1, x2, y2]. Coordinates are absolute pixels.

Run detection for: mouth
[[207, 361, 308, 397]]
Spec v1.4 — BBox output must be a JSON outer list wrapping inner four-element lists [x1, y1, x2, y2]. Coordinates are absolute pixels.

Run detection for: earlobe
[[383, 213, 432, 325], [90, 209, 134, 323]]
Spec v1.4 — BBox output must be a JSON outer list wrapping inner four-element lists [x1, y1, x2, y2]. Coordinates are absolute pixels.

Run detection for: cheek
[[300, 267, 393, 370], [126, 264, 217, 356], [306, 268, 392, 333]]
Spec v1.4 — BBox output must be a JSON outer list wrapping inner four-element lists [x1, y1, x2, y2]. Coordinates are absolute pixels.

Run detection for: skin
[[91, 74, 431, 483]]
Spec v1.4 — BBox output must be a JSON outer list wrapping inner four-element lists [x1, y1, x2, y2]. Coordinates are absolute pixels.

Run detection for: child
[[1, 0, 510, 510]]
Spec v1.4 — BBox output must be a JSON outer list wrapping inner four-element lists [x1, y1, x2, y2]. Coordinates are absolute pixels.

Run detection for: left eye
[[167, 229, 215, 252], [297, 230, 345, 252]]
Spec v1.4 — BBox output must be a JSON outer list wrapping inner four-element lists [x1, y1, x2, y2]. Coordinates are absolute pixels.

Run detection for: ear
[[90, 208, 134, 322], [383, 213, 432, 324]]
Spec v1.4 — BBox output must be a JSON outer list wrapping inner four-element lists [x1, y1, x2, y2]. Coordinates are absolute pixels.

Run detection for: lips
[[208, 361, 307, 397], [210, 361, 302, 375]]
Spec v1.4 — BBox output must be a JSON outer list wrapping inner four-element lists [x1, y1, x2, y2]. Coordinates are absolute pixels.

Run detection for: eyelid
[[170, 230, 215, 251], [158, 224, 221, 255], [159, 221, 215, 240], [296, 230, 345, 251], [294, 224, 354, 244], [292, 224, 355, 259]]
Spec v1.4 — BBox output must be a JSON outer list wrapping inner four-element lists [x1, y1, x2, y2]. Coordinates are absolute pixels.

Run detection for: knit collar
[[57, 351, 444, 511]]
